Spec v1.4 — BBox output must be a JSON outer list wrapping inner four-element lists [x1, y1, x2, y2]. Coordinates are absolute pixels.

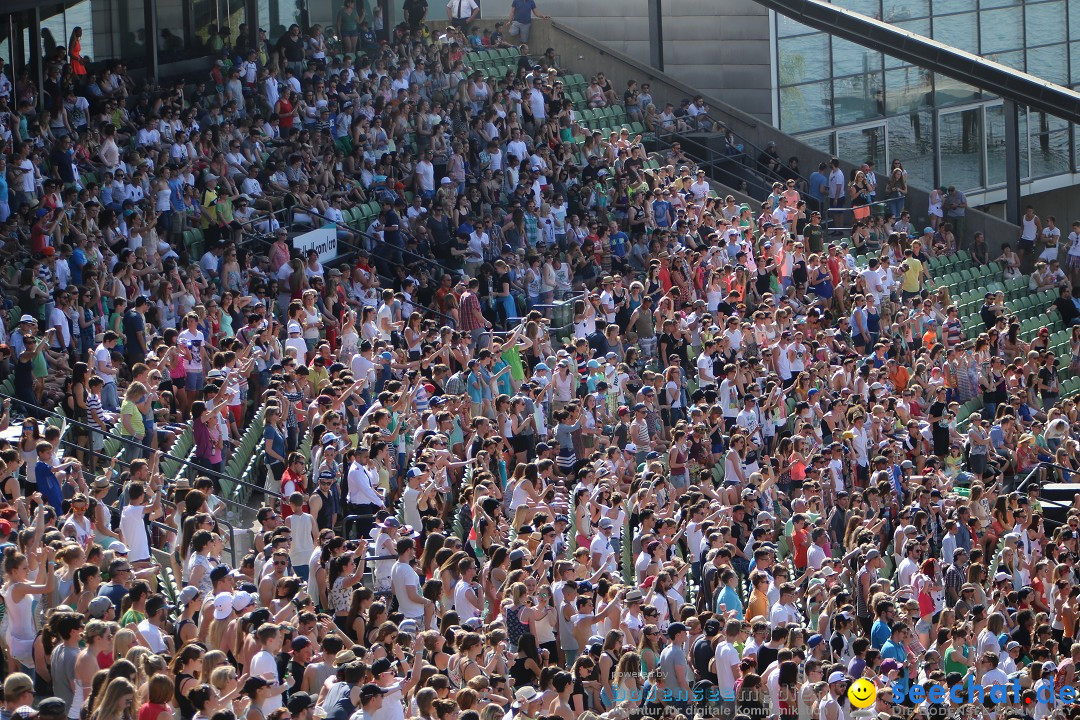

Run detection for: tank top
[[2, 583, 35, 666], [532, 606, 556, 644], [855, 567, 871, 618], [175, 673, 197, 720], [558, 599, 578, 651], [324, 682, 356, 720], [1022, 215, 1038, 242], [315, 488, 334, 529], [506, 604, 529, 646]]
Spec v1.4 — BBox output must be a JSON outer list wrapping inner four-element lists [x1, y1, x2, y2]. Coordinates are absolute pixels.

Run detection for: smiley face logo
[[847, 678, 877, 708]]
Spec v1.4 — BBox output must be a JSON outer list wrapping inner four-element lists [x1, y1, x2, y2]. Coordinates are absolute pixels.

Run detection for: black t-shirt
[[123, 308, 145, 355], [980, 303, 1001, 329], [1055, 296, 1080, 325], [277, 34, 304, 62], [692, 635, 717, 684], [929, 401, 949, 436], [792, 259, 808, 286], [1039, 366, 1060, 397]]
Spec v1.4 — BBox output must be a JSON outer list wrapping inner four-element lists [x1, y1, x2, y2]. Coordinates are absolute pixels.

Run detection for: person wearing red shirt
[[792, 513, 811, 571], [280, 453, 309, 519]]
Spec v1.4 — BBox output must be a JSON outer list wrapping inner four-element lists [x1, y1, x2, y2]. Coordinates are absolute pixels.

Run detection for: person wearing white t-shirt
[[178, 314, 208, 391], [249, 626, 288, 715], [118, 482, 162, 564], [389, 538, 429, 622], [714, 622, 741, 714], [453, 558, 483, 620], [697, 339, 718, 387], [590, 519, 616, 572]]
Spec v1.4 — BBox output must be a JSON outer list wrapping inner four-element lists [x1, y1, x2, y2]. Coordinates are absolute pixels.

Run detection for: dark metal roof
[[757, 0, 1080, 124]]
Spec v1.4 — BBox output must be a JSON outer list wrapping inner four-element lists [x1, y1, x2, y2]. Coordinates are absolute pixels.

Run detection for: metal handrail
[[651, 127, 779, 201], [2, 392, 282, 501], [654, 114, 812, 187]]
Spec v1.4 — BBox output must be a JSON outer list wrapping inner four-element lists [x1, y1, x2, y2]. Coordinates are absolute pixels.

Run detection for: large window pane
[[1072, 43, 1080, 84], [985, 105, 1006, 187], [935, 73, 983, 107], [888, 111, 934, 189], [193, 0, 217, 49], [832, 38, 882, 78], [932, 13, 978, 55], [834, 72, 884, 125], [1029, 112, 1071, 178], [882, 0, 929, 21], [38, 3, 67, 64], [939, 108, 984, 191], [989, 50, 1025, 73], [778, 15, 818, 38], [838, 125, 886, 169], [779, 34, 831, 85], [885, 18, 930, 68], [155, 0, 188, 63], [834, 0, 881, 18], [980, 0, 1020, 8], [780, 82, 833, 134], [936, 0, 976, 11], [799, 132, 835, 157], [66, 0, 94, 64], [980, 7, 1022, 53], [1073, 0, 1080, 39], [885, 66, 932, 115], [225, 0, 246, 40], [1027, 45, 1068, 85], [120, 0, 147, 67], [1026, 2, 1066, 44]]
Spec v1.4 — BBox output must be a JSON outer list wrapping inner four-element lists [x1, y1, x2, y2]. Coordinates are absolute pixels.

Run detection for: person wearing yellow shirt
[[900, 248, 929, 300]]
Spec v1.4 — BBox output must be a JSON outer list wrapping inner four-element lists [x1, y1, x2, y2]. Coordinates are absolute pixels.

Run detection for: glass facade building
[[775, 0, 1078, 197], [0, 0, 386, 78]]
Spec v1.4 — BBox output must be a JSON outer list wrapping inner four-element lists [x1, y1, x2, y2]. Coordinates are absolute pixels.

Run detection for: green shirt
[[120, 399, 145, 438], [119, 608, 145, 626]]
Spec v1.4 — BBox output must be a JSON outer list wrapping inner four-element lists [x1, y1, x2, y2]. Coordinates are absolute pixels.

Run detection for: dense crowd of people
[[3, 5, 1080, 720]]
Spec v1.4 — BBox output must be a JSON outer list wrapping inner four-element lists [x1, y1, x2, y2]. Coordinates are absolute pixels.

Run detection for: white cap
[[213, 592, 235, 620], [110, 542, 129, 555], [828, 671, 847, 684], [288, 321, 303, 334], [231, 591, 255, 612]]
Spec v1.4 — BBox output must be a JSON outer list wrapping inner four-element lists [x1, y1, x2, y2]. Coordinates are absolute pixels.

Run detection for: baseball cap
[[287, 693, 315, 714], [87, 596, 113, 619], [359, 684, 386, 701], [828, 671, 847, 684], [177, 585, 200, 606], [4, 673, 33, 698], [213, 592, 234, 620]]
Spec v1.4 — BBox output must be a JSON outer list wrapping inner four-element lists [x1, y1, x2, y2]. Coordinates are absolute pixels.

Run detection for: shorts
[[1068, 254, 1080, 272], [1018, 238, 1036, 251], [185, 372, 203, 391]]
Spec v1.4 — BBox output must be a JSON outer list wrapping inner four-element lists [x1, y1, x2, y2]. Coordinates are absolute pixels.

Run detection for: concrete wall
[[474, 0, 774, 121], [1024, 187, 1080, 229]]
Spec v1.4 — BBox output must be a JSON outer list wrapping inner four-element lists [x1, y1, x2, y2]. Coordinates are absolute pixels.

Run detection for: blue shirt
[[611, 231, 628, 257], [809, 171, 828, 202], [36, 460, 63, 515], [511, 0, 537, 23], [880, 638, 908, 689], [263, 424, 286, 464], [870, 619, 892, 649], [716, 584, 744, 620]]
